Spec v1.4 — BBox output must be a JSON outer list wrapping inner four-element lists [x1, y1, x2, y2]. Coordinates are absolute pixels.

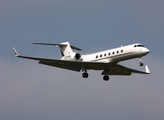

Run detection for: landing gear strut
[[139, 58, 144, 66], [103, 75, 109, 81]]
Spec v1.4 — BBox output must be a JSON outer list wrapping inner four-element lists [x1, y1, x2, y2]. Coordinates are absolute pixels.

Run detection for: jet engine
[[61, 52, 82, 61]]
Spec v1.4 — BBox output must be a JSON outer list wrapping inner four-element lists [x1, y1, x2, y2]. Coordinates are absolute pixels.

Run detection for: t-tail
[[31, 42, 82, 61], [58, 42, 74, 56]]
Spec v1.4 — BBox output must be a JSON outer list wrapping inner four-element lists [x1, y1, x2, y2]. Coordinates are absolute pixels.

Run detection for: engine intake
[[75, 53, 81, 61], [61, 52, 82, 61]]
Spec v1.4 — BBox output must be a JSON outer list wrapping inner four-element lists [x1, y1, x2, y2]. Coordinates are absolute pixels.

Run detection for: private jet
[[13, 42, 150, 81]]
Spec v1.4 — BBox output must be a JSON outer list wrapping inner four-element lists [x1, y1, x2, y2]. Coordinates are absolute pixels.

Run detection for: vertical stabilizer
[[59, 42, 73, 56]]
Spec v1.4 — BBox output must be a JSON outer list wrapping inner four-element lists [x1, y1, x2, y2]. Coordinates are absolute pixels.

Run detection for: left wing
[[101, 64, 150, 75], [13, 47, 150, 75]]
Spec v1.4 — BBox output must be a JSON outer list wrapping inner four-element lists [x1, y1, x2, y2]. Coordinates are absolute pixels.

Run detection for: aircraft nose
[[140, 48, 150, 54]]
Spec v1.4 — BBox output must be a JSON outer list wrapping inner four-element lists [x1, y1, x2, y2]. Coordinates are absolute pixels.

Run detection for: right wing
[[12, 47, 109, 72]]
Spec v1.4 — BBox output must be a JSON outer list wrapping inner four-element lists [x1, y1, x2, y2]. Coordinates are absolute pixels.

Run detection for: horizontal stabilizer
[[31, 42, 82, 51]]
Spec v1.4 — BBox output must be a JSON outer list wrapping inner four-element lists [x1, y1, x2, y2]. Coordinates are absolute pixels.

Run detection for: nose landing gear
[[139, 58, 144, 66]]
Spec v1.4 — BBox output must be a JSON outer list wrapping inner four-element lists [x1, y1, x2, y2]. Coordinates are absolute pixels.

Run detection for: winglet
[[145, 65, 150, 74], [12, 47, 19, 56]]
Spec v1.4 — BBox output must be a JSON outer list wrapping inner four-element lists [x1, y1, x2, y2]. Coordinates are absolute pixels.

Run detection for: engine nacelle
[[61, 52, 82, 61]]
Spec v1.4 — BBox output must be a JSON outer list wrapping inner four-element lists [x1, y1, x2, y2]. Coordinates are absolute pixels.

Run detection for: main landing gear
[[82, 73, 109, 81], [82, 68, 89, 78], [103, 75, 109, 81], [139, 58, 144, 66], [82, 68, 109, 81], [82, 72, 88, 78]]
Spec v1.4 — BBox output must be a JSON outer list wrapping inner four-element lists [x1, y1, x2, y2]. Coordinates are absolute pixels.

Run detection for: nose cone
[[140, 48, 150, 54]]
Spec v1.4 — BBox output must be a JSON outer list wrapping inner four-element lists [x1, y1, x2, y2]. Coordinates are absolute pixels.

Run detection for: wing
[[101, 64, 150, 75], [13, 47, 150, 75], [12, 47, 109, 72]]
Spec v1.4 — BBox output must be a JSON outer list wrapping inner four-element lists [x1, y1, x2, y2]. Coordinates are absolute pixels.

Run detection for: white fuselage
[[81, 43, 150, 63]]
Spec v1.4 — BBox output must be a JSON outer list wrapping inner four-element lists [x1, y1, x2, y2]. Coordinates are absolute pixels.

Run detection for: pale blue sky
[[0, 1, 164, 120]]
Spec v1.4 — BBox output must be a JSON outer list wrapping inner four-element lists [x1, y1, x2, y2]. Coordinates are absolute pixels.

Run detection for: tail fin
[[59, 42, 73, 56], [31, 42, 81, 56]]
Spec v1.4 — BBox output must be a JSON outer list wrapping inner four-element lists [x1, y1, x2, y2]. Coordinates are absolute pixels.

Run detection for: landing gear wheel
[[82, 73, 88, 78], [139, 63, 144, 66], [103, 75, 109, 81]]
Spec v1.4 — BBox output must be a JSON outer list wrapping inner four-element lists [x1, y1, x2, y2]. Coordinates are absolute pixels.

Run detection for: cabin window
[[113, 52, 115, 54], [104, 54, 106, 56], [117, 51, 119, 54], [108, 53, 110, 55], [96, 55, 98, 58], [134, 45, 137, 47], [121, 50, 123, 52], [100, 55, 102, 57]]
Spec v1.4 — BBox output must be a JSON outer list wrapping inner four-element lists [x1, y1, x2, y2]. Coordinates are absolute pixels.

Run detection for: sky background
[[0, 0, 164, 120]]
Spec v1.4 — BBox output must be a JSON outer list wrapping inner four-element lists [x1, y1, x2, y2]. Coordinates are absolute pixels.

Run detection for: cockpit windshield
[[134, 45, 144, 47], [137, 45, 144, 47]]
